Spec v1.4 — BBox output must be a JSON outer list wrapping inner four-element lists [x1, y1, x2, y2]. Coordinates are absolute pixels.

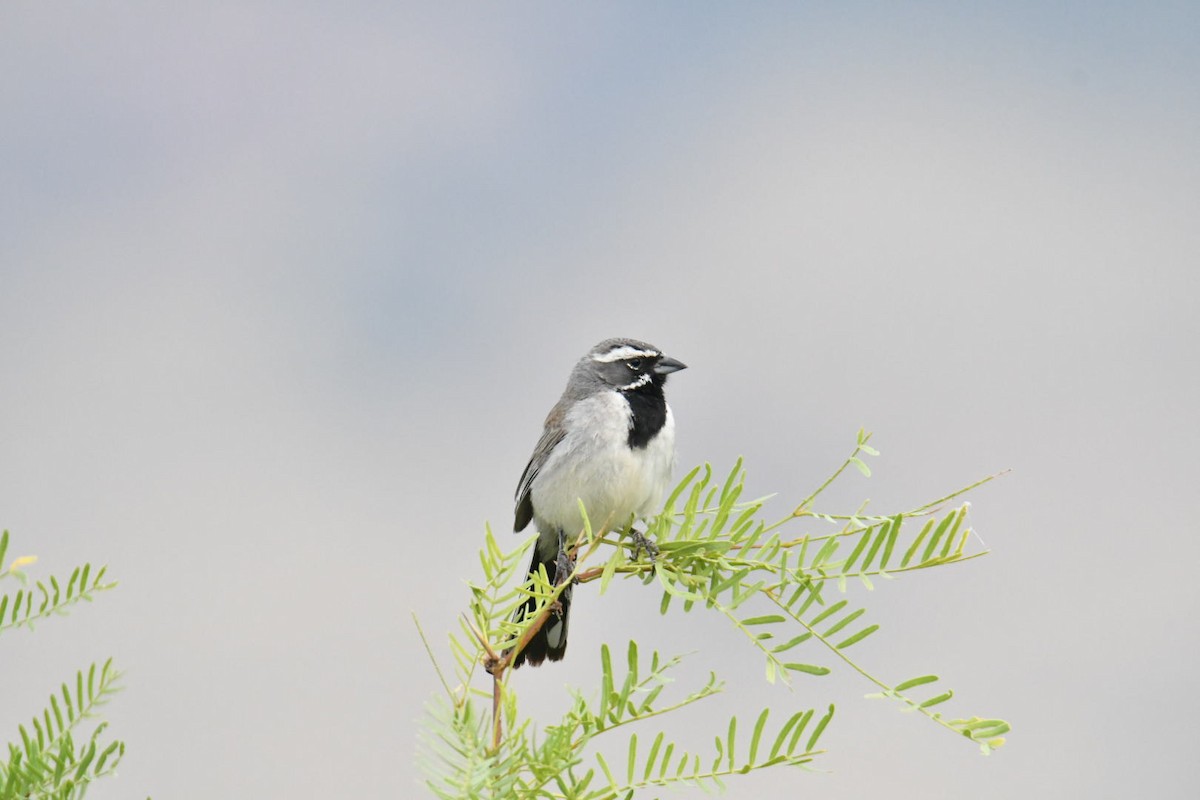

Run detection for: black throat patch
[[622, 379, 668, 449]]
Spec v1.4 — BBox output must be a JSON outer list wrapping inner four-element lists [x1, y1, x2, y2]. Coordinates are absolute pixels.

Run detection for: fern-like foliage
[[0, 536, 116, 637], [420, 640, 833, 799], [0, 661, 125, 800], [418, 430, 1011, 799], [564, 642, 833, 796], [0, 531, 126, 800]]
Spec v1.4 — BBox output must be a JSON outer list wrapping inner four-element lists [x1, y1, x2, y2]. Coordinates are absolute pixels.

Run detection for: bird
[[510, 337, 687, 668]]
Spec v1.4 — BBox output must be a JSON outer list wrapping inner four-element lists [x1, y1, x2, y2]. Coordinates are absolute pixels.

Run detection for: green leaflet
[[895, 674, 940, 692], [785, 662, 832, 676]]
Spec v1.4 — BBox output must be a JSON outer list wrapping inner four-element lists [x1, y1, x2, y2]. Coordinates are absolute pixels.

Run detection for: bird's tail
[[511, 546, 571, 668]]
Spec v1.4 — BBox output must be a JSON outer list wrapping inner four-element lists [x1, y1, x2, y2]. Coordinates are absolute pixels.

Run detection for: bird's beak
[[654, 356, 687, 375]]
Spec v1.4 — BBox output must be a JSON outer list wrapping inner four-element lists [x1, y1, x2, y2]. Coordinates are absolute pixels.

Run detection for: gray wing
[[514, 403, 568, 532]]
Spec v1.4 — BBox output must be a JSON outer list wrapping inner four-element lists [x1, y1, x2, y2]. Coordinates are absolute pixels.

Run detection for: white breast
[[531, 391, 676, 537]]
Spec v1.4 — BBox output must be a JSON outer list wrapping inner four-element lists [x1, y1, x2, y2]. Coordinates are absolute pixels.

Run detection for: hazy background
[[3, 3, 1197, 797]]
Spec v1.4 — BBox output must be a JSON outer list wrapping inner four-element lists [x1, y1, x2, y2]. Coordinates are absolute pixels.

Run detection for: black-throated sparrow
[[511, 338, 686, 668]]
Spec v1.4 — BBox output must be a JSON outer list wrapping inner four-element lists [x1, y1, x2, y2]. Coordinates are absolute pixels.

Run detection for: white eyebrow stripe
[[592, 346, 659, 363]]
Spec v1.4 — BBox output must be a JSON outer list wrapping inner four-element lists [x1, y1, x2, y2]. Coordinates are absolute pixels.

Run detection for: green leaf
[[656, 540, 729, 556], [836, 624, 879, 650], [955, 718, 1011, 738], [599, 549, 622, 595], [822, 607, 865, 638], [901, 518, 935, 567], [711, 566, 751, 598], [861, 523, 889, 572], [659, 741, 676, 780], [728, 579, 765, 610], [770, 633, 813, 653], [807, 704, 835, 750], [644, 731, 665, 781], [841, 530, 872, 573], [96, 743, 123, 772], [656, 566, 705, 602], [770, 711, 805, 760], [787, 709, 813, 752], [879, 515, 902, 569], [664, 464, 703, 514], [810, 538, 839, 568], [921, 513, 956, 564], [808, 599, 848, 627], [599, 644, 615, 722], [595, 751, 616, 785], [726, 714, 737, 771], [894, 674, 940, 692], [941, 507, 967, 558], [784, 663, 831, 676], [919, 690, 954, 709], [748, 708, 769, 765]]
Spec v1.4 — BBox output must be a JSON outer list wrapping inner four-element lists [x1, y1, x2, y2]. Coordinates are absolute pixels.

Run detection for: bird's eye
[[626, 359, 643, 370]]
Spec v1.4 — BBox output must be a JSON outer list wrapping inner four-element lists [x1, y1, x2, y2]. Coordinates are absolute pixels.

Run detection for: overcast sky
[[3, 3, 1198, 798]]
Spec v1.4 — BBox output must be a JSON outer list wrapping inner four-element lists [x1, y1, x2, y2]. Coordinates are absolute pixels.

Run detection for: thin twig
[[462, 615, 506, 751], [792, 432, 873, 516], [492, 673, 503, 752], [477, 524, 611, 751], [909, 469, 1010, 513], [412, 612, 454, 701]]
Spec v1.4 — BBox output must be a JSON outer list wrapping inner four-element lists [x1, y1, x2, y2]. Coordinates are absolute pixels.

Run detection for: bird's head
[[583, 338, 687, 392]]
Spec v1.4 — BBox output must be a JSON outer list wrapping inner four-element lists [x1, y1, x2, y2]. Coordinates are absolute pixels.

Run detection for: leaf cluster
[[422, 640, 834, 799], [0, 531, 125, 800], [418, 430, 1010, 799]]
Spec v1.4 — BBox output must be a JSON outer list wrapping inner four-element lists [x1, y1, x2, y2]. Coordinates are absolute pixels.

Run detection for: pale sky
[[3, 3, 1198, 798]]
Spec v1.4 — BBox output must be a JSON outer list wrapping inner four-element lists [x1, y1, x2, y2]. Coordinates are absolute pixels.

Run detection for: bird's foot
[[554, 545, 577, 587], [629, 528, 660, 563]]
